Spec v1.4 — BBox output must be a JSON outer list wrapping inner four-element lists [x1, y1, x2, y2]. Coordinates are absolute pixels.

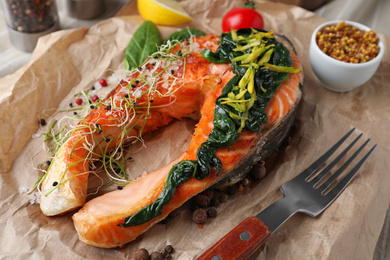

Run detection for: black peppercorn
[[195, 194, 210, 208], [106, 138, 111, 142], [135, 80, 140, 84], [164, 245, 174, 254], [171, 69, 175, 74], [73, 112, 77, 115], [202, 189, 214, 200], [134, 102, 139, 107], [207, 208, 217, 218], [69, 102, 73, 107], [52, 181, 58, 186], [131, 84, 136, 88], [90, 105, 95, 109], [125, 94, 129, 98], [250, 164, 267, 180], [39, 119, 46, 126], [150, 252, 163, 260], [106, 105, 111, 110], [178, 51, 182, 56], [192, 208, 207, 224], [117, 186, 123, 190], [210, 198, 220, 207], [133, 248, 149, 260], [227, 185, 237, 195], [219, 194, 228, 203], [92, 86, 95, 90]]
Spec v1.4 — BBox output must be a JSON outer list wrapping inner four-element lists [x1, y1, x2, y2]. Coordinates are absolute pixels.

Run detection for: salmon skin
[[70, 30, 304, 248]]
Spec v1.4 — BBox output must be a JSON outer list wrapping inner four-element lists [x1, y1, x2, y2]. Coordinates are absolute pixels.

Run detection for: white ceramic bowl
[[309, 20, 384, 92]]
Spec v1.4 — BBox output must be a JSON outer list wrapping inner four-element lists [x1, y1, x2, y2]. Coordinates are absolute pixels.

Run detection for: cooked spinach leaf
[[119, 28, 300, 227], [164, 28, 206, 44], [125, 21, 162, 71], [119, 160, 197, 227]]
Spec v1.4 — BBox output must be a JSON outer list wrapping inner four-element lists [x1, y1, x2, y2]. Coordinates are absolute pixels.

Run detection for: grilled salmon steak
[[39, 28, 303, 248]]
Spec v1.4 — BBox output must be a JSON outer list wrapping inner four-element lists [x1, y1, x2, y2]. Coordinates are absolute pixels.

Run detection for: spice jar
[[1, 0, 60, 52]]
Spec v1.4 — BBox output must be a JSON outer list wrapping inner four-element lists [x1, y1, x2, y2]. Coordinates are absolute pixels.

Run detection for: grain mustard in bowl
[[309, 20, 384, 92]]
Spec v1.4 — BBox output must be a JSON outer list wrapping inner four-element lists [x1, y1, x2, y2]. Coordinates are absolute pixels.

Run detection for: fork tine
[[326, 144, 377, 199], [310, 133, 363, 186], [319, 138, 370, 194], [297, 128, 355, 181]]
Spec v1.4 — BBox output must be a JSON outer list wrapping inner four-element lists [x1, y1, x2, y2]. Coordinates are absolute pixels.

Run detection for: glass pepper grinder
[[1, 0, 60, 52]]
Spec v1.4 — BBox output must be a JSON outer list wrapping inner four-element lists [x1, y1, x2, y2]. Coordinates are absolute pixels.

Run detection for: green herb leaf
[[164, 28, 206, 44], [119, 160, 197, 227], [125, 21, 162, 71]]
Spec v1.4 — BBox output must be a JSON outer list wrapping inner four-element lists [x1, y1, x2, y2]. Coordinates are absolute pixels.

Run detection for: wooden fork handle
[[197, 216, 272, 260]]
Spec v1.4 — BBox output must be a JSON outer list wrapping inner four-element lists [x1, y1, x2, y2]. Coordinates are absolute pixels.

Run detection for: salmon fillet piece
[[72, 46, 304, 248], [40, 35, 231, 216]]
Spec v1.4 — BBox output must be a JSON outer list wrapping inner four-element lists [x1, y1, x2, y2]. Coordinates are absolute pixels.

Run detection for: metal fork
[[197, 128, 377, 260]]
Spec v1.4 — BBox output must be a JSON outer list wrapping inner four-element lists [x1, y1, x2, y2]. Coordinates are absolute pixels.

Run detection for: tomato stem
[[243, 0, 255, 9]]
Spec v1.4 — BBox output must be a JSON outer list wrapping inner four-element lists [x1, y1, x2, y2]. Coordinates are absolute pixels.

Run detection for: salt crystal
[[19, 187, 28, 193], [29, 194, 36, 204], [32, 133, 41, 139]]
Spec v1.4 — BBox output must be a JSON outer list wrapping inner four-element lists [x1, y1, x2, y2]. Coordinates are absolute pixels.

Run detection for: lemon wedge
[[137, 0, 193, 25]]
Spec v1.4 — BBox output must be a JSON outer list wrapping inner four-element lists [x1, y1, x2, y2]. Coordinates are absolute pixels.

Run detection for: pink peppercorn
[[99, 79, 107, 86], [91, 95, 99, 102], [75, 98, 83, 105]]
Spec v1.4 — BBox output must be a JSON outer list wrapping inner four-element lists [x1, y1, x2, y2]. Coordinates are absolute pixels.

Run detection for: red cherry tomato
[[222, 7, 264, 32]]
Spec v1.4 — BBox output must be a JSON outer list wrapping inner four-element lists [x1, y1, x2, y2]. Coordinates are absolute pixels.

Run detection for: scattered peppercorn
[[164, 245, 174, 255], [90, 105, 95, 109], [227, 185, 237, 195], [133, 248, 149, 260], [99, 79, 107, 86], [46, 160, 51, 166], [192, 208, 208, 224], [149, 100, 154, 103], [69, 102, 73, 107], [117, 186, 123, 190], [202, 189, 214, 200], [138, 67, 142, 71], [73, 112, 77, 115], [250, 164, 267, 180], [147, 66, 150, 70], [219, 194, 228, 203], [150, 252, 163, 260], [39, 119, 46, 126], [207, 208, 217, 218], [91, 86, 95, 91], [106, 105, 111, 110], [171, 69, 175, 74], [152, 62, 156, 66], [52, 181, 58, 186], [75, 98, 83, 105], [191, 204, 199, 212], [125, 94, 129, 98], [106, 138, 111, 142], [134, 102, 139, 107], [131, 84, 136, 88], [91, 95, 99, 102], [178, 51, 182, 56], [128, 156, 133, 161], [210, 198, 220, 207], [135, 80, 140, 84], [195, 194, 210, 208]]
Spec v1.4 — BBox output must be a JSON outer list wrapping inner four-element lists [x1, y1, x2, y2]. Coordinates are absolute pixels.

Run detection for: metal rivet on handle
[[211, 256, 222, 260], [240, 232, 250, 241]]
